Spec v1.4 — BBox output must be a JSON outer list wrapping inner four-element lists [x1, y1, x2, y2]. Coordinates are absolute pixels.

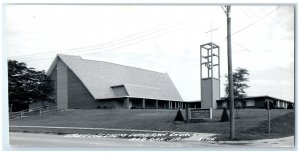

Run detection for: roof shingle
[[47, 54, 183, 101]]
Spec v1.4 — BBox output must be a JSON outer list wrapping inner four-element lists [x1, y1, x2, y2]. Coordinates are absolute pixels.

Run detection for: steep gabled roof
[[47, 54, 183, 101]]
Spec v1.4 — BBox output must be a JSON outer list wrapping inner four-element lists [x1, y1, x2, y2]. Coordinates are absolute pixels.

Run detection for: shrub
[[174, 109, 184, 121], [287, 103, 293, 109], [221, 108, 229, 122]]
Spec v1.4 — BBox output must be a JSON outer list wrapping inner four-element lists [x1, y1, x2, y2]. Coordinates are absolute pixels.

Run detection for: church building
[[46, 54, 185, 110]]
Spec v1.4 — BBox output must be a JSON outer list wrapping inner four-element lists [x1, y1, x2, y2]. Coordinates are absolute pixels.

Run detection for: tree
[[8, 60, 54, 112], [224, 68, 250, 118], [287, 103, 294, 109]]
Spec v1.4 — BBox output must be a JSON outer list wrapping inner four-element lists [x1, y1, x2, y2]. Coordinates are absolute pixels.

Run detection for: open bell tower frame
[[200, 42, 220, 109]]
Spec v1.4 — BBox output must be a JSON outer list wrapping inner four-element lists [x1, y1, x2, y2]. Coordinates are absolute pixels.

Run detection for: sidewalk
[[184, 133, 294, 147], [218, 136, 295, 147]]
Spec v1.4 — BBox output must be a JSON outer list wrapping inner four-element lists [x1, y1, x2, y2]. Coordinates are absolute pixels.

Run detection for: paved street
[[9, 132, 226, 148], [8, 132, 294, 149]]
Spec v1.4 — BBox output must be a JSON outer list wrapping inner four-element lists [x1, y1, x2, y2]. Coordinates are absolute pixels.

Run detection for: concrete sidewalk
[[184, 133, 294, 147], [217, 136, 294, 147]]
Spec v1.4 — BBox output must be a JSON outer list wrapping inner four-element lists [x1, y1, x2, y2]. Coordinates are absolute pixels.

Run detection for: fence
[[9, 105, 64, 120]]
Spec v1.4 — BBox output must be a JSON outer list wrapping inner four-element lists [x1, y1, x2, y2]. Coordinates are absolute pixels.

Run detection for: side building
[[47, 54, 185, 110], [216, 96, 294, 109], [181, 96, 293, 110]]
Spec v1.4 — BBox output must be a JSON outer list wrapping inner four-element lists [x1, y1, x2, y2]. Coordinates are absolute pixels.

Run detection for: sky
[[5, 4, 295, 102]]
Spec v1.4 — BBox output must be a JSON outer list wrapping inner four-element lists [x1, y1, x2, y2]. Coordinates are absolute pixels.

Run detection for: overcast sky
[[5, 4, 294, 102]]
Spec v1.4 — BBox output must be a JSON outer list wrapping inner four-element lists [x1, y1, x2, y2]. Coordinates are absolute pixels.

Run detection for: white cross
[[205, 22, 218, 43]]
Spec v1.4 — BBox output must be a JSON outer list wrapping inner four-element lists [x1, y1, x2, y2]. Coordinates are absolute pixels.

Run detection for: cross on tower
[[205, 22, 218, 43], [203, 23, 218, 70]]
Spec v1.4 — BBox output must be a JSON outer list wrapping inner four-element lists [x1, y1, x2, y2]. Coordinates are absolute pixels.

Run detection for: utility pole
[[223, 5, 235, 140]]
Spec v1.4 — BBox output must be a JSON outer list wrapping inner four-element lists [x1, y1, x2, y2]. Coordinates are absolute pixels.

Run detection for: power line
[[220, 6, 226, 14], [10, 7, 142, 43], [233, 41, 293, 74], [238, 7, 253, 20], [10, 22, 183, 60], [8, 7, 146, 59], [11, 6, 284, 63], [239, 8, 293, 58], [11, 22, 186, 61], [72, 23, 184, 55], [225, 7, 293, 72], [10, 23, 174, 58], [229, 7, 279, 38], [12, 6, 277, 60], [75, 23, 184, 56]]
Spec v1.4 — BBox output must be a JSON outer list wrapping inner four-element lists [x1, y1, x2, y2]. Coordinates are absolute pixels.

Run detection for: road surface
[[8, 132, 294, 149]]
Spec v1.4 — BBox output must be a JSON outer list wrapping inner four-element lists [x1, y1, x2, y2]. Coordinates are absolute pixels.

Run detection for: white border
[[1, 0, 298, 153]]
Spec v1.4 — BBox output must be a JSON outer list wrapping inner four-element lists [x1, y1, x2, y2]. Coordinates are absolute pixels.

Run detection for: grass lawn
[[9, 109, 294, 140]]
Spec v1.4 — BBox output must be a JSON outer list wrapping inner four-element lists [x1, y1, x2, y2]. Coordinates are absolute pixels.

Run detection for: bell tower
[[200, 42, 220, 109]]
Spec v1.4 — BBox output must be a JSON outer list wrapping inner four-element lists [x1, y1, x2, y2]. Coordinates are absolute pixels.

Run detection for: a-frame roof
[[47, 54, 183, 101]]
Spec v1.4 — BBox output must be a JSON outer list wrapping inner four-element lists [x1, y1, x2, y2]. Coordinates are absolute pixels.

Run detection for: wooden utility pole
[[224, 5, 235, 140]]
